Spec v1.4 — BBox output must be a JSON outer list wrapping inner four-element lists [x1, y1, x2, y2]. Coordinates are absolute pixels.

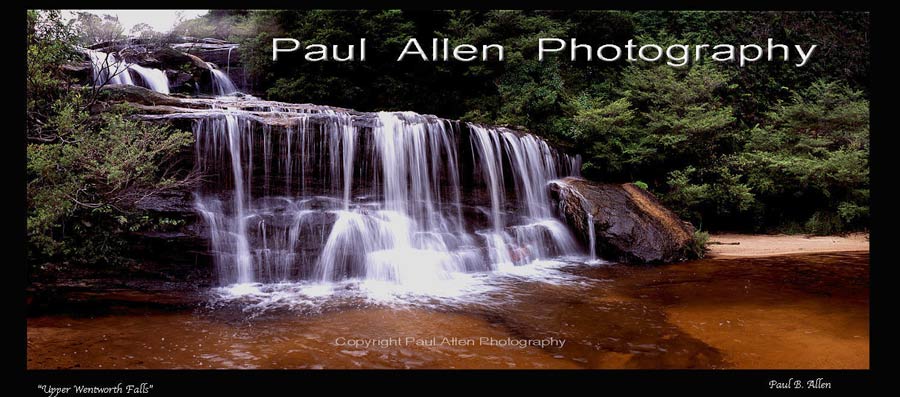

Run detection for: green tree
[[731, 81, 869, 233], [130, 23, 158, 40], [73, 12, 124, 45]]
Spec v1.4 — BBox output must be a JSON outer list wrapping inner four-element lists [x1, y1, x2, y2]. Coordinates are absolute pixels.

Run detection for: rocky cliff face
[[550, 177, 697, 264]]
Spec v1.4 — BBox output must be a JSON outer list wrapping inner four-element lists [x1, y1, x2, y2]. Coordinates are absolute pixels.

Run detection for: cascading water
[[207, 62, 238, 95], [587, 213, 597, 261], [226, 46, 233, 73], [87, 50, 134, 86], [129, 64, 170, 94], [86, 49, 170, 94], [181, 100, 587, 293], [550, 178, 601, 264]]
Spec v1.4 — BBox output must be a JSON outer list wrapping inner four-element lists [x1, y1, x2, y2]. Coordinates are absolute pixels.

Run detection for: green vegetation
[[220, 10, 869, 234], [72, 11, 125, 45], [686, 230, 710, 259], [71, 11, 184, 47], [26, 10, 194, 266], [173, 10, 254, 40]]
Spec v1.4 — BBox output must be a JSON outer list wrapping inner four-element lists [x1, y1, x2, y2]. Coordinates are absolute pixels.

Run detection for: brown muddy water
[[26, 252, 869, 369]]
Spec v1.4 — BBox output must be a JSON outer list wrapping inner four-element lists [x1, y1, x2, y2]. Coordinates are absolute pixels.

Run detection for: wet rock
[[171, 42, 238, 65], [152, 47, 210, 71], [81, 44, 210, 94], [201, 37, 228, 44], [167, 70, 195, 90], [127, 186, 212, 280], [549, 177, 696, 264], [118, 46, 159, 66], [97, 84, 208, 109], [135, 190, 195, 213], [61, 61, 93, 84], [87, 43, 127, 53]]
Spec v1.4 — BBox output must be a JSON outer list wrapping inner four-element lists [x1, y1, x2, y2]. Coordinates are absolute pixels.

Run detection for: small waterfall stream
[[587, 213, 597, 261], [207, 62, 238, 95]]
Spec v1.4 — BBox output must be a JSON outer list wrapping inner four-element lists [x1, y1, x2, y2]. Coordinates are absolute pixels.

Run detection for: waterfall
[[207, 62, 238, 95], [550, 178, 600, 263], [188, 103, 584, 287], [129, 64, 170, 94], [587, 213, 597, 261], [226, 46, 233, 74], [87, 50, 134, 86], [193, 115, 255, 284], [86, 49, 170, 93]]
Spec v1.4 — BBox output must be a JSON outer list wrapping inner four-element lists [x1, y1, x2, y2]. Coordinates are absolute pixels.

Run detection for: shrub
[[686, 230, 710, 259]]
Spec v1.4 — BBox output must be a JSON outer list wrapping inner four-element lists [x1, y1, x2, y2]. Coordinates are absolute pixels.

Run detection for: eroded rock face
[[550, 177, 696, 264], [171, 41, 248, 93]]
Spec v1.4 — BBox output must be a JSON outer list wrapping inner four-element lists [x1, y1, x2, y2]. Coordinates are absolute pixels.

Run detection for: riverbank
[[707, 233, 869, 258]]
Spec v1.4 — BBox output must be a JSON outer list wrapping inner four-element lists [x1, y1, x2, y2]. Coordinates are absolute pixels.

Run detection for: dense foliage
[[219, 10, 869, 233], [26, 10, 194, 266]]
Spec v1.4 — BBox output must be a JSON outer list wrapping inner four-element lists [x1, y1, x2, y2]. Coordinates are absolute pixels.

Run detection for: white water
[[587, 213, 597, 261], [189, 104, 586, 295], [86, 49, 169, 93], [211, 256, 600, 311], [550, 178, 604, 264], [226, 46, 234, 73], [207, 62, 238, 95], [129, 64, 170, 94]]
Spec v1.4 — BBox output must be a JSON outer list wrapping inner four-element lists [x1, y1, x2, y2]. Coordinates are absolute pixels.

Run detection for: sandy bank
[[707, 233, 869, 258]]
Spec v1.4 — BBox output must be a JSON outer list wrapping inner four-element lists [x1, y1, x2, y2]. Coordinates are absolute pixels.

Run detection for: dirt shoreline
[[707, 233, 869, 258]]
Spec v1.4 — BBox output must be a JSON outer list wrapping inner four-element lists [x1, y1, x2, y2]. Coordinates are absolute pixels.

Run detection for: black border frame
[[12, 1, 883, 394]]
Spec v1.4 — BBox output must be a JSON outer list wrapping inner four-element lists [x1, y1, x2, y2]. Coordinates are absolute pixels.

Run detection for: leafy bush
[[686, 230, 710, 259], [731, 81, 869, 233], [27, 107, 195, 261], [804, 211, 843, 236]]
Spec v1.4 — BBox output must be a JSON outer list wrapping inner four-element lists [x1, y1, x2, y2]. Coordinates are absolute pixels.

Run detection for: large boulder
[[549, 177, 696, 264], [149, 47, 212, 94]]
